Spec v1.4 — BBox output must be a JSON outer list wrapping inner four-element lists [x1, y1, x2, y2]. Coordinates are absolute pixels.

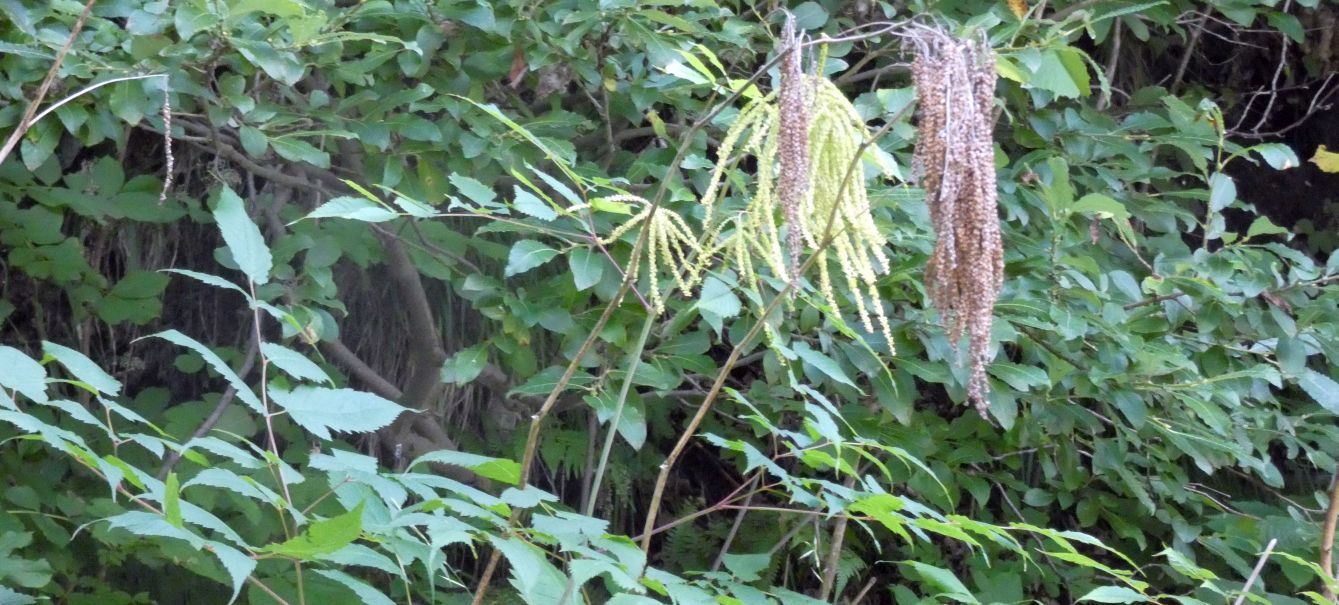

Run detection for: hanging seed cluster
[[690, 40, 896, 349], [910, 28, 1003, 416], [600, 194, 702, 314]]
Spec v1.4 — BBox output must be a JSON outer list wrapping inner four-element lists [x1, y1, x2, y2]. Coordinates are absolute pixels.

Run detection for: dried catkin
[[910, 28, 1003, 417]]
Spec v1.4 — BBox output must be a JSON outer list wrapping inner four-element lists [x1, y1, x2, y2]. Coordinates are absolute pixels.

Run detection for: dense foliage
[[1, 0, 1338, 603]]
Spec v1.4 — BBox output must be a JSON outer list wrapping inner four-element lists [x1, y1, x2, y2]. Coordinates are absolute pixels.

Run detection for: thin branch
[[157, 335, 260, 478], [1321, 470, 1339, 601], [1171, 12, 1209, 95], [320, 339, 404, 400], [1231, 538, 1277, 605], [0, 0, 98, 167]]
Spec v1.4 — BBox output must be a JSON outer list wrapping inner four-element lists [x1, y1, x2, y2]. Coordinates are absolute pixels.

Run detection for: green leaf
[[489, 536, 570, 604], [260, 343, 332, 384], [150, 330, 263, 414], [104, 511, 204, 549], [793, 341, 857, 389], [313, 570, 395, 605], [449, 174, 497, 206], [440, 345, 488, 385], [409, 450, 521, 485], [164, 473, 183, 529], [1031, 49, 1087, 98], [721, 553, 770, 582], [568, 248, 605, 291], [268, 387, 409, 440], [903, 561, 978, 603], [1297, 370, 1339, 413], [162, 269, 249, 297], [214, 185, 273, 285], [0, 346, 48, 404], [1072, 193, 1131, 221], [988, 363, 1050, 391], [263, 502, 364, 560], [1251, 142, 1298, 169], [0, 586, 35, 605], [239, 125, 268, 156], [269, 137, 329, 168], [207, 540, 255, 604], [1208, 172, 1236, 212], [1077, 586, 1148, 603], [302, 197, 399, 223], [505, 240, 559, 277], [695, 276, 741, 332], [42, 341, 121, 396], [512, 186, 556, 221], [1246, 216, 1288, 238]]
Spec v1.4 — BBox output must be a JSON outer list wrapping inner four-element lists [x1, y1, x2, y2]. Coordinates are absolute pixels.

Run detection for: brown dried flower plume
[[910, 27, 1003, 416]]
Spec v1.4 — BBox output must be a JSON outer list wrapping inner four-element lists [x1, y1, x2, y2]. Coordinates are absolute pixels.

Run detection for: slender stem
[[1230, 538, 1276, 605], [1321, 470, 1339, 601], [585, 314, 655, 517]]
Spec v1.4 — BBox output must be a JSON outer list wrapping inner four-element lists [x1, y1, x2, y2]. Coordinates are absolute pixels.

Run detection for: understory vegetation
[[1, 0, 1338, 603]]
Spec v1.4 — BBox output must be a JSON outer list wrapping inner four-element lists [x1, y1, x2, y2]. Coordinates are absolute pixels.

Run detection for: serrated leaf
[[150, 330, 262, 414], [409, 450, 521, 485], [440, 345, 488, 385], [1077, 586, 1148, 603], [505, 240, 559, 277], [988, 363, 1050, 391], [269, 387, 408, 440], [162, 269, 249, 297], [303, 197, 399, 223], [263, 502, 364, 560], [43, 342, 121, 396], [449, 173, 496, 206], [490, 536, 569, 603], [1310, 145, 1339, 173], [260, 343, 331, 384], [104, 511, 204, 549], [1246, 216, 1288, 238], [0, 346, 48, 404], [512, 186, 556, 221], [568, 248, 605, 291], [1072, 193, 1131, 221], [695, 276, 740, 332], [207, 540, 255, 604], [1297, 369, 1339, 413], [214, 185, 272, 285]]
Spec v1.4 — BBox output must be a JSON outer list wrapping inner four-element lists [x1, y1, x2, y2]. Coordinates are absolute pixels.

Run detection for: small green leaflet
[[489, 536, 570, 604], [164, 473, 183, 529], [42, 341, 121, 396], [1076, 586, 1148, 603], [1207, 172, 1236, 212], [269, 137, 329, 168], [213, 185, 273, 285], [263, 502, 364, 560], [505, 240, 559, 277], [0, 347, 47, 404], [792, 341, 858, 390], [449, 173, 497, 206], [302, 197, 399, 223], [269, 386, 408, 440], [903, 561, 977, 603], [568, 248, 605, 291], [1297, 369, 1339, 413], [259, 342, 332, 384], [695, 276, 740, 332], [440, 344, 488, 385], [207, 540, 255, 604], [408, 450, 521, 485], [720, 553, 769, 582], [512, 186, 556, 221], [238, 125, 267, 156]]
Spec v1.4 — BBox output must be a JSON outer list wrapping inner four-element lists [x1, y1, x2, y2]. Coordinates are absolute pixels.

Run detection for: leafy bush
[[1, 0, 1338, 604]]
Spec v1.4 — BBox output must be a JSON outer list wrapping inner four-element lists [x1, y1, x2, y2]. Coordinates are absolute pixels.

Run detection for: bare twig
[[819, 475, 858, 601], [0, 0, 98, 167], [1231, 538, 1277, 605], [1250, 0, 1293, 133], [157, 336, 260, 479], [1322, 471, 1339, 601], [1171, 12, 1209, 95]]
